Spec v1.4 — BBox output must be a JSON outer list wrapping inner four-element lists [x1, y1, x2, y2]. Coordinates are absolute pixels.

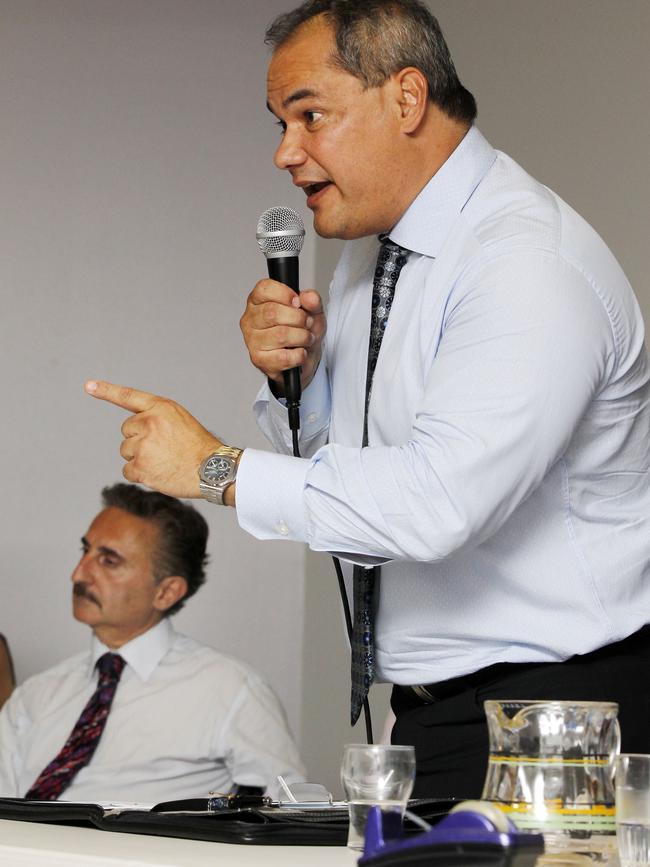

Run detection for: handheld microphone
[[256, 206, 305, 434]]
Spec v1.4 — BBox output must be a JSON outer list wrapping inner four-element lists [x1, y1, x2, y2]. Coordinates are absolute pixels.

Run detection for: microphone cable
[[288, 412, 374, 745], [258, 207, 373, 744]]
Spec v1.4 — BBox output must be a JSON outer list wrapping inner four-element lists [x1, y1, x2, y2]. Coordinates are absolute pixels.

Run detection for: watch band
[[198, 446, 242, 506]]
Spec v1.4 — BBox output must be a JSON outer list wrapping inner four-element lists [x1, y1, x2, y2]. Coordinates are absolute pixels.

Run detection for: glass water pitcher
[[482, 699, 620, 858]]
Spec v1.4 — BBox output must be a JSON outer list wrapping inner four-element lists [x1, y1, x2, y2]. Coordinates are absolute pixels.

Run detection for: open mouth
[[305, 181, 331, 197]]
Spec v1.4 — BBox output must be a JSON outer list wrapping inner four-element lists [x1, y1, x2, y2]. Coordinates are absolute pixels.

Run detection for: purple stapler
[[358, 800, 544, 867]]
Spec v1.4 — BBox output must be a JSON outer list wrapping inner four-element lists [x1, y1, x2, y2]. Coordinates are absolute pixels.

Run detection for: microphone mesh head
[[256, 206, 305, 257]]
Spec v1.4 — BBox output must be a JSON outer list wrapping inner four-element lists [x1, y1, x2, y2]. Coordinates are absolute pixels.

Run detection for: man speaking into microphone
[[86, 0, 650, 798]]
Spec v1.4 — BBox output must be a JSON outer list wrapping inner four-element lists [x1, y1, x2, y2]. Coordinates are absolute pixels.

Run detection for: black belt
[[396, 623, 650, 706], [397, 661, 524, 705]]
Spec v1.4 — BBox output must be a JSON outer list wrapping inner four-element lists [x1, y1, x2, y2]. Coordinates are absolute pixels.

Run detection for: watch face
[[203, 456, 232, 484]]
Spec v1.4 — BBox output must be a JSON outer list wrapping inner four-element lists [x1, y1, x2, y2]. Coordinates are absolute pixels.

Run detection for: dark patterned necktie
[[25, 652, 125, 800], [351, 237, 409, 726]]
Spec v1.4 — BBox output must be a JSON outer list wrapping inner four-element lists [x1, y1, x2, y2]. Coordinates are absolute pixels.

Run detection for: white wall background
[[0, 0, 311, 748], [1, 0, 648, 796]]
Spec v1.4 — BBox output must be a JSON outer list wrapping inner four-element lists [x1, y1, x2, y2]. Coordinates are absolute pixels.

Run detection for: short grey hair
[[265, 0, 477, 123]]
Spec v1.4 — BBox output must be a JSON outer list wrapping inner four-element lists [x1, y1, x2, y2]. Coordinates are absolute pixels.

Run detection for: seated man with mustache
[[0, 484, 304, 802]]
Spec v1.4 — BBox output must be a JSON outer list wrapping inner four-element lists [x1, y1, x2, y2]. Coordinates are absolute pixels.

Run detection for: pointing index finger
[[85, 380, 158, 413]]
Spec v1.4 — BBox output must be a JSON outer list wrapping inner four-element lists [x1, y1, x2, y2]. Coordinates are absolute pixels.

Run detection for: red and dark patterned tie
[[25, 652, 125, 800]]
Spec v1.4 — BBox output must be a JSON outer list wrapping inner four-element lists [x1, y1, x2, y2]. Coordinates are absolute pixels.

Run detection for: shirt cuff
[[263, 360, 330, 436], [236, 448, 311, 542]]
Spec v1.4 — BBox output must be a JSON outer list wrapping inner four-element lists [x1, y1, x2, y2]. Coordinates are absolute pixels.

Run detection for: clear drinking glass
[[616, 754, 650, 867], [340, 743, 416, 850]]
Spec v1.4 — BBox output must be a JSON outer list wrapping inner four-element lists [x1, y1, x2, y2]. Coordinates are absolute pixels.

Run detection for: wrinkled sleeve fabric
[[253, 358, 331, 457], [215, 672, 306, 799], [237, 250, 615, 563], [236, 356, 330, 544]]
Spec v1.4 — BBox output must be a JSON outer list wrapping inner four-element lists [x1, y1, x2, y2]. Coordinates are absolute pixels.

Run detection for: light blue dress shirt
[[237, 127, 650, 685]]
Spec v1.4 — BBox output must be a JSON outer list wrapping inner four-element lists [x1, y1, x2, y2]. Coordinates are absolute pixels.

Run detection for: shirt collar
[[89, 618, 175, 683], [389, 125, 497, 259]]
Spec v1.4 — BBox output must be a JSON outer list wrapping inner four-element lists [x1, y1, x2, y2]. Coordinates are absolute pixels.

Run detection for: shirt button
[[307, 412, 317, 424], [277, 521, 289, 536]]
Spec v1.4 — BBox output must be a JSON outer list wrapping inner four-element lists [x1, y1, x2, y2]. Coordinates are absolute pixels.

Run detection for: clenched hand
[[240, 281, 326, 393]]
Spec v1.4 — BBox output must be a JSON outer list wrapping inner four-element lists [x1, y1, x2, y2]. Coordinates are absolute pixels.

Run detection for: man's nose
[[71, 553, 91, 584], [274, 127, 307, 171]]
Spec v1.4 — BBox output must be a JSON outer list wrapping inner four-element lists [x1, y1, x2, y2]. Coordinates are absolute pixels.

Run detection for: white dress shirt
[[0, 619, 305, 802], [236, 126, 650, 685]]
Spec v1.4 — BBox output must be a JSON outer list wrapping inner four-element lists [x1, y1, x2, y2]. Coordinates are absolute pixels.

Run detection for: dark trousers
[[391, 625, 650, 800]]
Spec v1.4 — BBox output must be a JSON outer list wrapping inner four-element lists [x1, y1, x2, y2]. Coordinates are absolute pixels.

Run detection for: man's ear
[[394, 66, 428, 134], [154, 575, 188, 613]]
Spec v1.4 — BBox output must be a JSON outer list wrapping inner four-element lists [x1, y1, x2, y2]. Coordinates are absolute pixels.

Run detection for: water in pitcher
[[482, 700, 619, 859]]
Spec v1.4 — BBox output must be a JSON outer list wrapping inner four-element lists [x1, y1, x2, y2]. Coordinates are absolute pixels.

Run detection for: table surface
[[0, 817, 624, 867], [0, 819, 359, 867]]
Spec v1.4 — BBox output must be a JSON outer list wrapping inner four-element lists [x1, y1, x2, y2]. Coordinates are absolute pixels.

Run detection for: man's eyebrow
[[283, 88, 319, 108], [98, 545, 123, 560], [266, 88, 321, 114], [80, 537, 123, 561]]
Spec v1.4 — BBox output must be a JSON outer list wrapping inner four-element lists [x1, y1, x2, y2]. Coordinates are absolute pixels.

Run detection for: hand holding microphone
[[240, 207, 326, 408], [257, 207, 305, 428]]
